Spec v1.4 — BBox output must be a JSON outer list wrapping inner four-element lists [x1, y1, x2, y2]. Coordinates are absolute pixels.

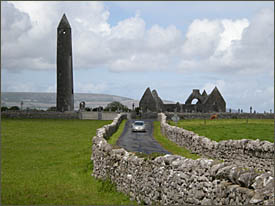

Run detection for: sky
[[1, 1, 274, 113]]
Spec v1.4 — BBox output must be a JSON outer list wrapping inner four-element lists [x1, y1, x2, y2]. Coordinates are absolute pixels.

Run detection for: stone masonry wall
[[92, 114, 274, 205], [165, 112, 275, 120], [2, 110, 128, 120], [1, 111, 80, 119], [80, 111, 119, 120], [159, 113, 274, 172]]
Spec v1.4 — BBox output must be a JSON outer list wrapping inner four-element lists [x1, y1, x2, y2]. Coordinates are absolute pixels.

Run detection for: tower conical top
[[58, 14, 71, 29]]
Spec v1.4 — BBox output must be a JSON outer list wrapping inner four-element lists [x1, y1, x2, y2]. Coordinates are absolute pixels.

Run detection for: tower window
[[63, 30, 66, 34]]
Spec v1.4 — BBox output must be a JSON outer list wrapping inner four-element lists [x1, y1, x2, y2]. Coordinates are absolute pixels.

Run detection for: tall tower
[[57, 14, 74, 112]]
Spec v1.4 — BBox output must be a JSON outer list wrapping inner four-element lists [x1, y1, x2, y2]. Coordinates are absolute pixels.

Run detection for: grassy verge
[[1, 119, 137, 205], [153, 121, 200, 160], [107, 119, 126, 145], [168, 119, 274, 142]]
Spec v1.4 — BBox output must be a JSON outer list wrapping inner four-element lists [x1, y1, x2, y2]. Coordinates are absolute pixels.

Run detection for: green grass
[[107, 119, 126, 146], [168, 119, 274, 142], [1, 119, 138, 205], [153, 121, 200, 160]]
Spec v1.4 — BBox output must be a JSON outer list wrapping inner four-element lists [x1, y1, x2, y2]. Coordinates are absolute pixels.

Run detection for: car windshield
[[134, 121, 144, 126]]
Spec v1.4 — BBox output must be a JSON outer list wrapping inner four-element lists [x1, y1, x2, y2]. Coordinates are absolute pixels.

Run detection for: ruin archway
[[185, 89, 204, 104], [191, 98, 201, 104]]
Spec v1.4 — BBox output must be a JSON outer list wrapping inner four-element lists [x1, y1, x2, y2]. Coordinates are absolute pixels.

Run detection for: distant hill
[[1, 92, 134, 110], [1, 92, 180, 111]]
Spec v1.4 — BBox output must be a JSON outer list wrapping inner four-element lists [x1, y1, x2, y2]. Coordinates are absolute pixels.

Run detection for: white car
[[132, 121, 146, 132]]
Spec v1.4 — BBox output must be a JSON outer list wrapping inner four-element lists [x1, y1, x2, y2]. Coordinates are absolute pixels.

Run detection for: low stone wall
[[159, 113, 274, 172], [92, 114, 274, 205], [80, 111, 98, 120], [1, 110, 80, 119], [1, 110, 124, 120], [130, 112, 158, 119], [165, 112, 274, 119], [80, 111, 119, 120]]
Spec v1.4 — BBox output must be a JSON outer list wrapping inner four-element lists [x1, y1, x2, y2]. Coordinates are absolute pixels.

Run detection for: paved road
[[117, 119, 171, 155]]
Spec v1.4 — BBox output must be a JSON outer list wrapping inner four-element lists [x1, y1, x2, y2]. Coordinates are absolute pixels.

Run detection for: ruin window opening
[[191, 99, 200, 104]]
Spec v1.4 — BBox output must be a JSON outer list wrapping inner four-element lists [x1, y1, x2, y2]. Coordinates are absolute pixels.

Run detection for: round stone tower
[[56, 14, 74, 112]]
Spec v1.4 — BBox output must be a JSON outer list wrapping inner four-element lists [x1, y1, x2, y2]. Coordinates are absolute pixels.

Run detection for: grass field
[[153, 121, 200, 160], [107, 119, 127, 146], [168, 119, 274, 142], [1, 119, 137, 205]]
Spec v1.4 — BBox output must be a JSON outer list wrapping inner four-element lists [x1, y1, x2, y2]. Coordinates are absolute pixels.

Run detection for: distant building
[[139, 87, 226, 113]]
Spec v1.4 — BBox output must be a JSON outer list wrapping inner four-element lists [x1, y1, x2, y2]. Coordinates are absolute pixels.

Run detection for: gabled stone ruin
[[151, 89, 165, 112], [139, 87, 157, 112], [139, 87, 226, 113]]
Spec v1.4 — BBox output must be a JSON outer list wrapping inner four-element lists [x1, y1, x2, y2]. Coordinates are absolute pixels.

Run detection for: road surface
[[117, 119, 171, 155]]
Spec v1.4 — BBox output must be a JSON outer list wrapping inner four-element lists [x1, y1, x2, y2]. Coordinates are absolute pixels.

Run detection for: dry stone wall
[[1, 111, 79, 119], [159, 113, 274, 172], [1, 110, 122, 120], [80, 111, 119, 120], [92, 114, 274, 205], [165, 112, 274, 119]]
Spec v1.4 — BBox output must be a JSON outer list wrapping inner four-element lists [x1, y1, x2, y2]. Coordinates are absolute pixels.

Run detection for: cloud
[[202, 80, 225, 94], [216, 19, 249, 52], [179, 18, 250, 72], [1, 1, 57, 71], [3, 81, 37, 92], [1, 1, 112, 70], [182, 19, 223, 59], [76, 82, 108, 93], [228, 8, 274, 74], [1, 2, 32, 43], [3, 2, 272, 76], [2, 1, 184, 72], [178, 8, 273, 76], [1, 2, 273, 113]]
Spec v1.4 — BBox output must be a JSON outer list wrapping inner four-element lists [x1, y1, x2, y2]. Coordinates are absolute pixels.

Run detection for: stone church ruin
[[139, 87, 226, 113]]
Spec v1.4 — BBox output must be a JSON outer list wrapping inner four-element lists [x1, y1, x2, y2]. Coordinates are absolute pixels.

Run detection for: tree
[[85, 107, 91, 112], [135, 107, 141, 115], [47, 106, 56, 111], [1, 106, 8, 112], [92, 106, 103, 112], [9, 106, 20, 111], [105, 101, 129, 112]]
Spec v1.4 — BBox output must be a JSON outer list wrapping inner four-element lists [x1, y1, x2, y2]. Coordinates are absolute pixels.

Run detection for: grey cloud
[[1, 2, 32, 43], [2, 2, 273, 78], [178, 8, 274, 77], [2, 2, 184, 72], [1, 2, 57, 70], [229, 8, 274, 73]]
